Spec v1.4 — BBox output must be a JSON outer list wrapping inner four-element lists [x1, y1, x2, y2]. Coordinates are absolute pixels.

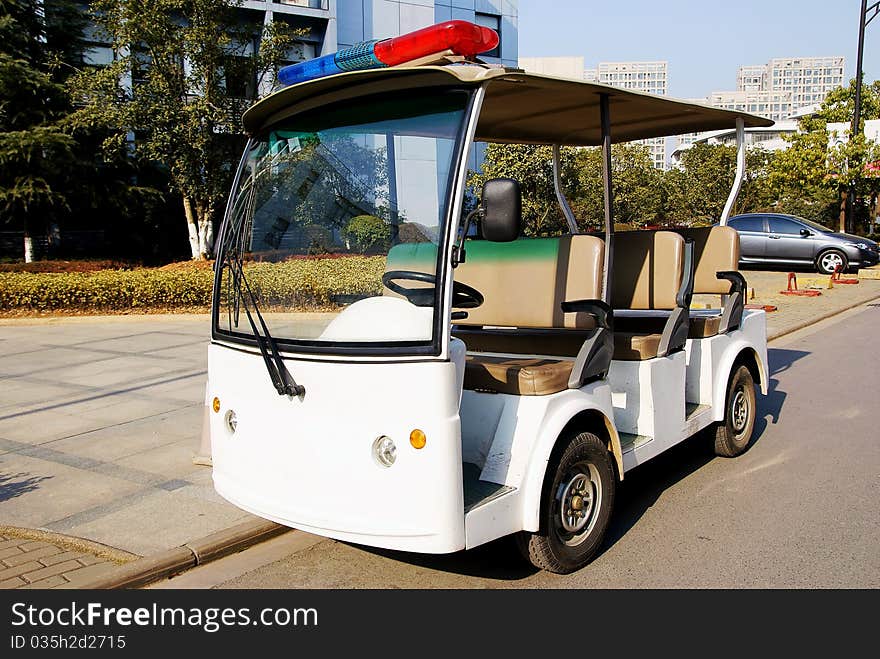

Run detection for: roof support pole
[[720, 117, 745, 226], [600, 93, 614, 303], [553, 144, 579, 234]]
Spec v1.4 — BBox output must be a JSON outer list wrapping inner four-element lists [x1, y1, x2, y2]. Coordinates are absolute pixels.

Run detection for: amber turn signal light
[[409, 429, 427, 449], [212, 397, 221, 413]]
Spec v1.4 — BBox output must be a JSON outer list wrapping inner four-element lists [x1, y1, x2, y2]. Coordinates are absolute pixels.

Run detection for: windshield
[[214, 88, 472, 354], [791, 216, 834, 233]]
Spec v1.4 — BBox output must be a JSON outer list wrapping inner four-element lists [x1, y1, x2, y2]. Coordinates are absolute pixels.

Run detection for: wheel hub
[[821, 253, 843, 272], [558, 472, 596, 534], [731, 389, 749, 433]]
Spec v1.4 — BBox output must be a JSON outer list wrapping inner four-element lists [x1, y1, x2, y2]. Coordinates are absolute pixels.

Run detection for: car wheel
[[816, 249, 847, 275], [713, 365, 757, 458], [516, 431, 615, 574]]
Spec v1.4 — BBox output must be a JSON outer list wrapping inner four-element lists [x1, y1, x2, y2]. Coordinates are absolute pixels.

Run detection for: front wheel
[[713, 364, 757, 457], [816, 249, 847, 275], [517, 431, 615, 574]]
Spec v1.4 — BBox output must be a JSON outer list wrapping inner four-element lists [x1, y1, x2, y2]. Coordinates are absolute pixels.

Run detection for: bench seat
[[464, 355, 573, 396]]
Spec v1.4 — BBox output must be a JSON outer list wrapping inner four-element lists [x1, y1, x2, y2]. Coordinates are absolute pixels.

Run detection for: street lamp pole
[[850, 0, 879, 234]]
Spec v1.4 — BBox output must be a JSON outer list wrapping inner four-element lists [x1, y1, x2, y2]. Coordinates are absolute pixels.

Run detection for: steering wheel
[[382, 270, 484, 309]]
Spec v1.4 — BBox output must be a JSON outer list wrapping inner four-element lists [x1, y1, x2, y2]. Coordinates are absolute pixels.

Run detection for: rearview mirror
[[480, 178, 520, 242], [800, 228, 811, 237]]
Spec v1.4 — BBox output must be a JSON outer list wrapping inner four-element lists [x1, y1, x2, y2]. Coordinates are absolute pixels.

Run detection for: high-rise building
[[596, 61, 668, 169], [736, 64, 766, 92], [518, 55, 586, 79], [597, 61, 668, 97], [675, 55, 846, 153], [518, 57, 670, 169], [764, 56, 845, 107], [724, 56, 846, 121], [77, 1, 519, 98], [706, 89, 796, 122]]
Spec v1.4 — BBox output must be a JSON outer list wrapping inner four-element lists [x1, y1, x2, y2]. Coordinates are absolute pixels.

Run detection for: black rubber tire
[[816, 249, 848, 275], [517, 431, 615, 574], [713, 364, 757, 457]]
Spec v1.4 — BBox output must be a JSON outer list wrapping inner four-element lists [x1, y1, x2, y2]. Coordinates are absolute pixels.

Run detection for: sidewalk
[[0, 315, 255, 571], [696, 268, 880, 339], [1, 270, 879, 589]]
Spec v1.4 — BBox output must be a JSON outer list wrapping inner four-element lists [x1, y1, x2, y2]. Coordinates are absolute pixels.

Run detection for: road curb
[[74, 519, 289, 589], [767, 291, 880, 342]]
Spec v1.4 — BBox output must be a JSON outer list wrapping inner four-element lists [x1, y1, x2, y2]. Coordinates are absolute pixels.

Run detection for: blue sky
[[518, 0, 878, 99]]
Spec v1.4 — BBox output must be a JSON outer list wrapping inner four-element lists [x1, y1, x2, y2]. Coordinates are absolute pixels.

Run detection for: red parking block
[[831, 265, 859, 284], [780, 272, 822, 296]]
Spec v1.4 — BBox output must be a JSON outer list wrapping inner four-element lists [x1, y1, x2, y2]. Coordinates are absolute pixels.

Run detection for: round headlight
[[372, 436, 396, 467], [224, 409, 237, 434]]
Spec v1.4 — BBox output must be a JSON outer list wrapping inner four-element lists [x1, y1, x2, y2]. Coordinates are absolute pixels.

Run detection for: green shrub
[[343, 215, 391, 254], [0, 256, 386, 312]]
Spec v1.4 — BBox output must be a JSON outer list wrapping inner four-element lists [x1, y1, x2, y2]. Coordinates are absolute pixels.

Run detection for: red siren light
[[373, 20, 500, 66], [277, 20, 500, 87]]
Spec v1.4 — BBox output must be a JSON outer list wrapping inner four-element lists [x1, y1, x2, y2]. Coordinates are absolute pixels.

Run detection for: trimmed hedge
[[0, 256, 386, 312]]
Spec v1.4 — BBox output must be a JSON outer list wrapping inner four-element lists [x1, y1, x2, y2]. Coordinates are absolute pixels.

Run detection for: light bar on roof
[[277, 20, 500, 88]]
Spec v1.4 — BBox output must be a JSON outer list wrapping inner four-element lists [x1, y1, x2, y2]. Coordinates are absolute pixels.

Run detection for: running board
[[619, 432, 653, 453], [684, 402, 714, 436], [463, 462, 515, 513], [686, 402, 711, 419]]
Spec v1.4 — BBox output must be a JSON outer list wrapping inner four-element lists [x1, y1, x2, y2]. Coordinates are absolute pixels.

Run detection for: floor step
[[462, 463, 514, 513], [686, 402, 711, 420], [619, 432, 653, 452]]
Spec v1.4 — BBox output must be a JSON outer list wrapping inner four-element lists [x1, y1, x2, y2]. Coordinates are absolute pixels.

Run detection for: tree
[[571, 142, 663, 230], [0, 0, 78, 261], [767, 78, 880, 232], [469, 142, 670, 234], [69, 0, 298, 260], [468, 143, 579, 236]]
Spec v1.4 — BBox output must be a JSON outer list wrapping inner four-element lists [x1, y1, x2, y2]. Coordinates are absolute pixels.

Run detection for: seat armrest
[[561, 299, 613, 330], [675, 239, 696, 309], [716, 270, 746, 295], [716, 271, 746, 333]]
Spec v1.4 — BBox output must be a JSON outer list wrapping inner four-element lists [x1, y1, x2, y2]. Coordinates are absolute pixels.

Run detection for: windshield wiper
[[225, 257, 305, 398]]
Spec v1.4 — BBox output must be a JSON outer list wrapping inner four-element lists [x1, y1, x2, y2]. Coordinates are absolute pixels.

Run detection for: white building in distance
[[519, 56, 669, 169], [676, 55, 846, 156]]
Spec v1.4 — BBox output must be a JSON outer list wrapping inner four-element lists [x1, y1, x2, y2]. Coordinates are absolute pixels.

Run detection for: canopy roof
[[242, 65, 773, 145]]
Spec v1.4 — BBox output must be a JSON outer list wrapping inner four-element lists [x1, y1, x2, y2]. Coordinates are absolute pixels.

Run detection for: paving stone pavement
[[0, 533, 122, 589], [694, 268, 880, 338]]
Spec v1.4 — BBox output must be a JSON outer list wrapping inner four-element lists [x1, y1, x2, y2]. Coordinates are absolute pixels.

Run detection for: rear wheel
[[517, 431, 615, 574], [816, 249, 847, 275], [713, 364, 756, 457]]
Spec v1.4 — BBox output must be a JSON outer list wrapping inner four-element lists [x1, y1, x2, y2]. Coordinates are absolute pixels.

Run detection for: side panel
[[608, 352, 686, 444], [209, 344, 465, 553], [459, 385, 619, 539], [711, 310, 769, 420]]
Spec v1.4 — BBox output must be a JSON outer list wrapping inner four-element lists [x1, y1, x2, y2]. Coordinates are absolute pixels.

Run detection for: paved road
[[168, 303, 880, 588]]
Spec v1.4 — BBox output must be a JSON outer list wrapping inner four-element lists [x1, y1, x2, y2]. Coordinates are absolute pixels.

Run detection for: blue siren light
[[277, 20, 500, 88]]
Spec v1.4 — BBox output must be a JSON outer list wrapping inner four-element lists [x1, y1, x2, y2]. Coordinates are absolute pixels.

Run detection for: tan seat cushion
[[384, 235, 605, 330], [464, 355, 573, 395], [675, 226, 740, 295], [611, 231, 684, 310], [613, 332, 662, 360], [688, 315, 721, 338]]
